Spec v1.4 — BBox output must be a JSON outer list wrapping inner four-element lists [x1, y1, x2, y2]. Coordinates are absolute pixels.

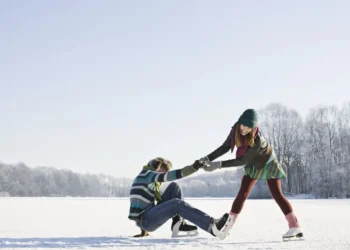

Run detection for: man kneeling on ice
[[128, 157, 232, 239]]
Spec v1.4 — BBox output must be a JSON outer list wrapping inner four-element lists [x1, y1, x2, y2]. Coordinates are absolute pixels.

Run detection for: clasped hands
[[199, 156, 222, 172]]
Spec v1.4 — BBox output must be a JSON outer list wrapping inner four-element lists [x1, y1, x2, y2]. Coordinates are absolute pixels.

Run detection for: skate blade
[[171, 219, 199, 238], [171, 230, 199, 238], [171, 220, 199, 238], [283, 233, 304, 242]]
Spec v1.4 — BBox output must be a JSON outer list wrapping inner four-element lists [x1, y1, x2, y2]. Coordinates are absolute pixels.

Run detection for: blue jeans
[[140, 182, 213, 232]]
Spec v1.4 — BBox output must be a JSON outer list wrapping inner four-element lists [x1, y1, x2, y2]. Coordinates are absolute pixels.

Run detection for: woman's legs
[[227, 175, 257, 230], [267, 178, 302, 237], [231, 175, 257, 214], [266, 178, 293, 215]]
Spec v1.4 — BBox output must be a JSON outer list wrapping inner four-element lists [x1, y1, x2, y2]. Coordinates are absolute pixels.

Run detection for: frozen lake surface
[[0, 197, 349, 249]]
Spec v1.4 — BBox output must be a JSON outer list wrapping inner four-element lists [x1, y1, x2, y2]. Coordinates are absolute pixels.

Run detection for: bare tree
[[258, 103, 305, 194], [305, 105, 347, 198]]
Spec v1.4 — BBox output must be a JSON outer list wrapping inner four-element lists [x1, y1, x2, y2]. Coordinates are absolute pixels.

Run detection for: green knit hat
[[238, 109, 258, 128]]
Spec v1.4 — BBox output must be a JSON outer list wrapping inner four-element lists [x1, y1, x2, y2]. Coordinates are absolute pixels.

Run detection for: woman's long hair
[[234, 123, 256, 147]]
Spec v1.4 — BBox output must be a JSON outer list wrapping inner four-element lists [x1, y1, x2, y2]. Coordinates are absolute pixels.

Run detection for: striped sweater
[[128, 164, 198, 221]]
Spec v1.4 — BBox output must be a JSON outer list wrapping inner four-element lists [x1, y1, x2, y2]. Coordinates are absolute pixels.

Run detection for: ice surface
[[0, 197, 349, 249]]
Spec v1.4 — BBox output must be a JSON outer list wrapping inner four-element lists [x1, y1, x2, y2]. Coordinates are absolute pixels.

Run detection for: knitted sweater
[[206, 123, 272, 169], [128, 164, 198, 221]]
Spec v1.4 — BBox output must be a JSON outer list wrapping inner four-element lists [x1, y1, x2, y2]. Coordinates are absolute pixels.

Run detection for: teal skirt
[[244, 157, 286, 180]]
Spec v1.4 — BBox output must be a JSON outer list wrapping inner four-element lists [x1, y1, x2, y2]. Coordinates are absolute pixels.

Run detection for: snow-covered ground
[[0, 197, 349, 249]]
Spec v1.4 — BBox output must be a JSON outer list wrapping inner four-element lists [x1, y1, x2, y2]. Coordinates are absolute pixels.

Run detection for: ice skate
[[283, 212, 304, 241], [211, 213, 235, 240], [171, 215, 198, 238], [283, 227, 304, 241]]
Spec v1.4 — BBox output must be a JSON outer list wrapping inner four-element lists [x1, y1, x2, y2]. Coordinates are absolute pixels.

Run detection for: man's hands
[[133, 229, 149, 238], [192, 160, 207, 170]]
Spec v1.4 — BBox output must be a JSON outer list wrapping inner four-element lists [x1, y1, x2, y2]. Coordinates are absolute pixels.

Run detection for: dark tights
[[231, 175, 293, 215]]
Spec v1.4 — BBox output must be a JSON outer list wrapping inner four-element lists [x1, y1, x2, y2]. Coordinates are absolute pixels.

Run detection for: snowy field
[[0, 197, 349, 250]]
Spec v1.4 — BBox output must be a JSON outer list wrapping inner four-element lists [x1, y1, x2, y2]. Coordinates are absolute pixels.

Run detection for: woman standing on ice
[[200, 108, 303, 240]]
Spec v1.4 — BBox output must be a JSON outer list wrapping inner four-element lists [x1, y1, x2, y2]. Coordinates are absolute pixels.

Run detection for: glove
[[133, 229, 149, 237], [192, 160, 207, 170], [199, 156, 210, 162], [203, 161, 222, 172]]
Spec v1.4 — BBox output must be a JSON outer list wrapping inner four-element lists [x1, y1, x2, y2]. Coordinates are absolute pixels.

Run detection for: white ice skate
[[282, 227, 304, 241], [212, 213, 235, 240], [171, 220, 199, 238]]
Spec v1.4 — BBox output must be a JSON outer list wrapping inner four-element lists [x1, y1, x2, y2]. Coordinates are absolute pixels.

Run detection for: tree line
[[0, 162, 131, 197], [1, 102, 349, 198]]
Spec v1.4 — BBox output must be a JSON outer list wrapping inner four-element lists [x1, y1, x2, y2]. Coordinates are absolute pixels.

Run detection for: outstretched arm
[[221, 133, 266, 168], [204, 134, 265, 172], [204, 129, 233, 161], [146, 160, 204, 183], [204, 145, 259, 172], [221, 146, 259, 168]]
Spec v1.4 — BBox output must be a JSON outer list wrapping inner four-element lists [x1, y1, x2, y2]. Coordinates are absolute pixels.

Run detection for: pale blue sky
[[1, 0, 349, 178]]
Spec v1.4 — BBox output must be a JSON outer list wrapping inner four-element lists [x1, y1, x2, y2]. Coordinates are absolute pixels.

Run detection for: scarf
[[142, 165, 162, 202], [231, 124, 259, 158]]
